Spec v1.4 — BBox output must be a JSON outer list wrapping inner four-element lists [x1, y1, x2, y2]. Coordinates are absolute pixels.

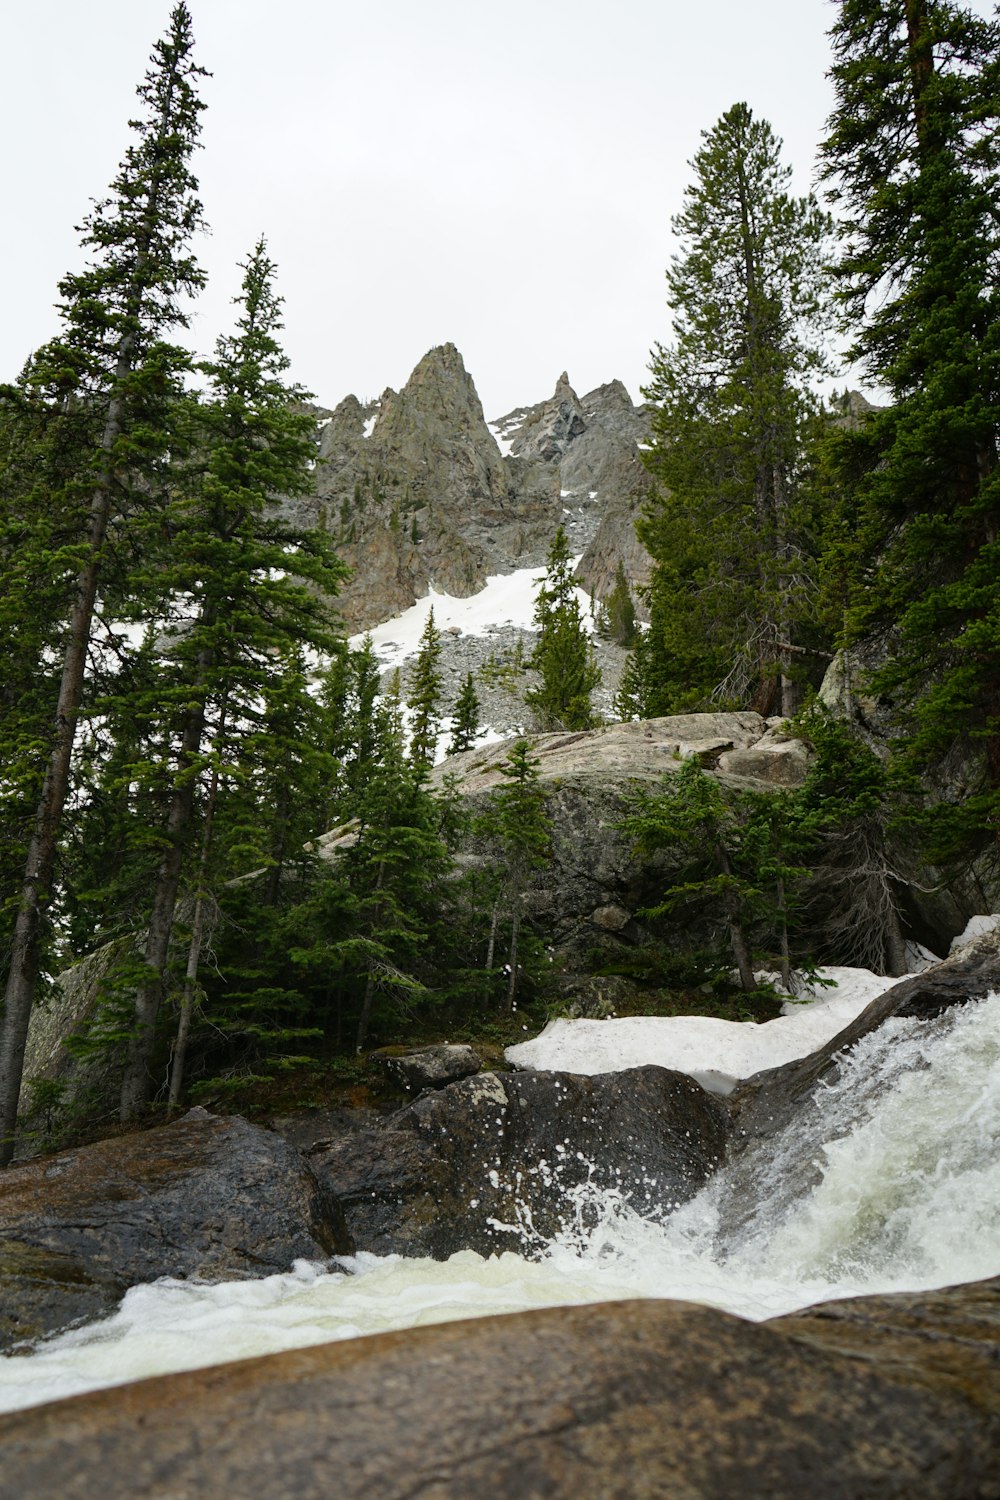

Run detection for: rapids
[[2, 992, 998, 1416]]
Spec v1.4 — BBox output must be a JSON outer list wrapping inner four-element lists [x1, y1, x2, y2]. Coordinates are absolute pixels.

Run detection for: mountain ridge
[[300, 343, 653, 633]]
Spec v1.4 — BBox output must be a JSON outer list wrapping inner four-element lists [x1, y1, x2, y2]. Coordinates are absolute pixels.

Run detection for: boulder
[[3, 1278, 997, 1499], [379, 1043, 482, 1092], [716, 737, 811, 786], [307, 1065, 729, 1257], [0, 1108, 352, 1351]]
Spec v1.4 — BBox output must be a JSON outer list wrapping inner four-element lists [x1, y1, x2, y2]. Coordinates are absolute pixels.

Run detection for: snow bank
[[351, 564, 592, 673], [505, 967, 898, 1095], [949, 913, 1000, 953]]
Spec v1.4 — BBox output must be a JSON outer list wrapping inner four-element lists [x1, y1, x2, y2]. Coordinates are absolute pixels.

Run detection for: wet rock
[[0, 1109, 351, 1351], [307, 1065, 729, 1257], [379, 1043, 482, 1092], [4, 1279, 998, 1499]]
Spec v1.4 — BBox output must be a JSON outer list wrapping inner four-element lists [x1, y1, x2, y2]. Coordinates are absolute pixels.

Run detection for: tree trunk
[[167, 737, 223, 1112], [120, 687, 208, 1121], [0, 379, 130, 1165], [884, 897, 909, 979], [355, 856, 387, 1054], [484, 899, 500, 999], [776, 876, 792, 991], [506, 899, 522, 1013], [0, 41, 194, 1162], [264, 780, 292, 908], [715, 841, 755, 991], [355, 970, 377, 1055], [905, 0, 934, 156]]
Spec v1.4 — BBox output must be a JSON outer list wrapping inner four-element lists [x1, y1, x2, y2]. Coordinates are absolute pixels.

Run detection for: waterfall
[[2, 992, 997, 1415]]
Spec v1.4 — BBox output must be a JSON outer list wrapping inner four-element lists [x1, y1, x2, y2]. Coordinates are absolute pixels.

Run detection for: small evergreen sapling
[[447, 673, 483, 756]]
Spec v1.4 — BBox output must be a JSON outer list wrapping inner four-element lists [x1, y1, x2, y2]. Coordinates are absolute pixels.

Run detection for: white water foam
[[2, 994, 998, 1414]]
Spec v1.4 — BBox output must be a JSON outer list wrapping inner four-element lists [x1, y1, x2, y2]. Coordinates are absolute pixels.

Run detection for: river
[[2, 991, 997, 1415]]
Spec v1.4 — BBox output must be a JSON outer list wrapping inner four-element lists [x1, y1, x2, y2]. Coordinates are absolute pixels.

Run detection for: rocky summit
[[298, 343, 653, 631]]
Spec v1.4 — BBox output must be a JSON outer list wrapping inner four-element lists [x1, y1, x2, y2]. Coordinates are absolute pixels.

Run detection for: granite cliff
[[299, 343, 653, 631]]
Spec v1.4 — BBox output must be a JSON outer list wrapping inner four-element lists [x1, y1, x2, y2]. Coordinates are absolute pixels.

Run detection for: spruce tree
[[477, 739, 552, 1010], [820, 2, 1000, 855], [0, 6, 207, 1162], [613, 629, 652, 722], [625, 760, 764, 990], [603, 561, 638, 648], [116, 240, 345, 1119], [639, 103, 833, 717], [447, 672, 483, 755], [346, 703, 453, 1052], [407, 607, 443, 771], [526, 526, 601, 731]]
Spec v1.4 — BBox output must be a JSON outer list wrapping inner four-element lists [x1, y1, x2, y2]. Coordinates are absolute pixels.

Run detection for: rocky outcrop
[[304, 1065, 729, 1257], [17, 713, 815, 1128], [305, 348, 651, 629], [4, 1279, 997, 1499], [0, 1109, 352, 1351], [426, 715, 811, 968], [428, 713, 793, 795]]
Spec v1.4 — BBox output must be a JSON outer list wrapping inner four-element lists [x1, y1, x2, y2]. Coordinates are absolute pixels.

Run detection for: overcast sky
[[4, 0, 845, 419]]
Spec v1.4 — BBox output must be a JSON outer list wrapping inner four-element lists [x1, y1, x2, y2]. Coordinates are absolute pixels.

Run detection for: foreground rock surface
[[0, 1109, 352, 1351], [3, 1278, 998, 1499], [304, 1066, 729, 1256]]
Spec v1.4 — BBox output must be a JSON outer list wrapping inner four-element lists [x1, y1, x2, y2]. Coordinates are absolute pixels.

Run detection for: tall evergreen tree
[[526, 526, 601, 730], [447, 672, 483, 756], [639, 102, 833, 717], [625, 760, 769, 991], [116, 240, 345, 1119], [820, 1, 1000, 855], [477, 740, 552, 1010], [0, 6, 207, 1162], [407, 607, 443, 772], [601, 560, 638, 648]]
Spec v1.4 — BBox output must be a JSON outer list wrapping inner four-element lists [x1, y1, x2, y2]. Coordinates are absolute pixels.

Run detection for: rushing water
[[2, 993, 999, 1415]]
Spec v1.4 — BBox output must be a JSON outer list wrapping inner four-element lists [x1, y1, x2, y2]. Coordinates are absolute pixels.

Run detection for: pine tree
[[447, 672, 483, 755], [792, 710, 910, 976], [407, 607, 443, 771], [820, 2, 1000, 856], [526, 526, 601, 730], [477, 740, 552, 1010], [625, 760, 765, 991], [116, 240, 345, 1119], [604, 560, 638, 647], [613, 629, 652, 722], [639, 103, 833, 718], [0, 6, 208, 1162], [346, 723, 453, 1052]]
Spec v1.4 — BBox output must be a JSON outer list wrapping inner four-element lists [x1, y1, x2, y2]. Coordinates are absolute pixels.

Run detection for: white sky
[[4, 0, 842, 418]]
